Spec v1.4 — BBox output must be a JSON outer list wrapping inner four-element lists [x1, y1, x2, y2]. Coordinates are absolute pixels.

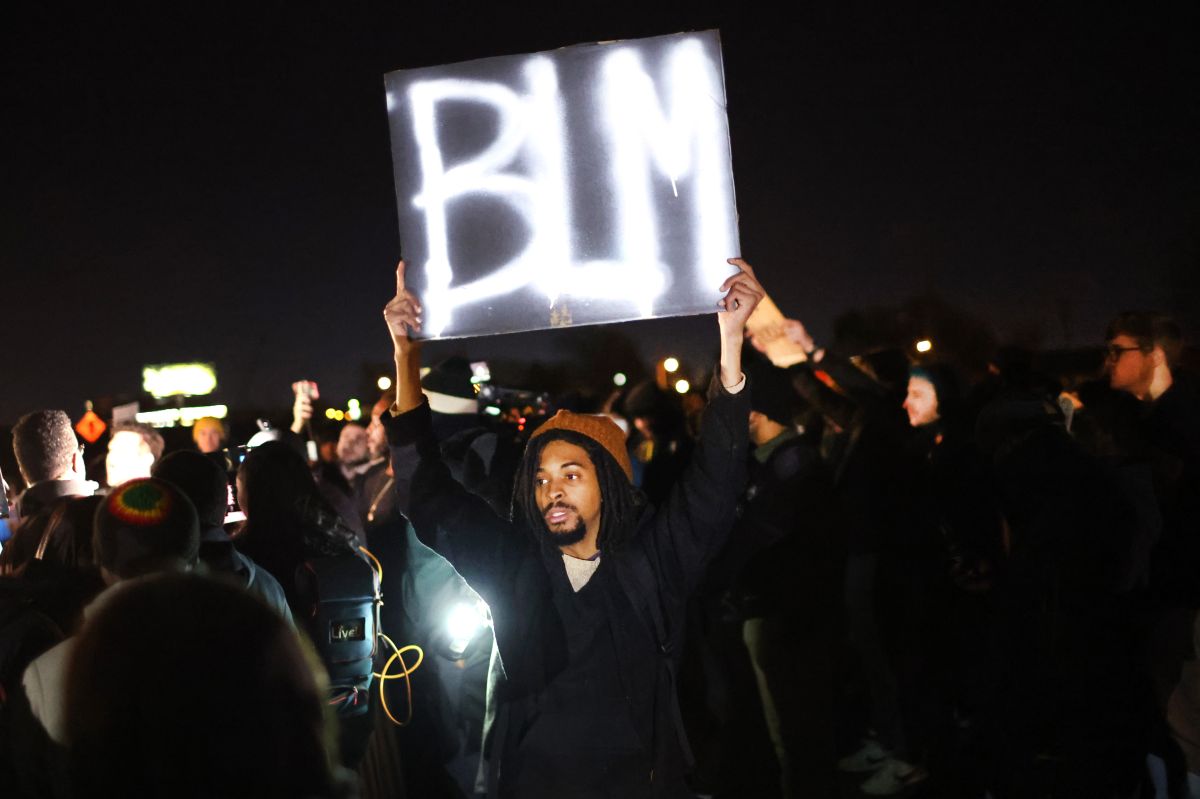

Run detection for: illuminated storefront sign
[[142, 363, 218, 399]]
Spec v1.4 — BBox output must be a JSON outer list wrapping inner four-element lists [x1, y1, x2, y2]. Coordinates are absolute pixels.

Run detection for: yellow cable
[[357, 547, 420, 725], [358, 545, 383, 585], [373, 633, 424, 726]]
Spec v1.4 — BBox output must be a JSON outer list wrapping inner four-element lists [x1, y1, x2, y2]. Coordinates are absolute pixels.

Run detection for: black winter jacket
[[384, 375, 749, 798]]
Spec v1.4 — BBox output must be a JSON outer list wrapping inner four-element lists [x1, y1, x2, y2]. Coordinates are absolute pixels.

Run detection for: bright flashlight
[[674, 379, 690, 394], [445, 599, 489, 658], [663, 357, 680, 373], [915, 339, 933, 353]]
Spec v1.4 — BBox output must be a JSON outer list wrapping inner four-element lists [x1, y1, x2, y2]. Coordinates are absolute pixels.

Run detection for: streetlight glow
[[613, 372, 627, 387], [915, 339, 933, 353], [377, 376, 393, 391], [674, 379, 690, 394], [663, 357, 680, 373]]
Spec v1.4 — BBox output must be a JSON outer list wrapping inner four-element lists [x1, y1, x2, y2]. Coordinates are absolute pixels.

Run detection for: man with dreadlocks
[[382, 258, 763, 798]]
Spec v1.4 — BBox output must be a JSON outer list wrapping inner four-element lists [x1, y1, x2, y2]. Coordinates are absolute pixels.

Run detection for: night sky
[[4, 3, 1198, 426]]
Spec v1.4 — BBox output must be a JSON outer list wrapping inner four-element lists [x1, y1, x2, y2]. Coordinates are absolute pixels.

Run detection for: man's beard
[[540, 502, 588, 547]]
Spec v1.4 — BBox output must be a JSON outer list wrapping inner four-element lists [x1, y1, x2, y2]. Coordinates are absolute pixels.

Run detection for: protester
[[64, 573, 347, 798], [9, 411, 93, 519], [191, 416, 227, 454], [381, 256, 762, 798], [0, 410, 97, 574], [759, 321, 921, 795], [24, 496, 104, 577], [289, 388, 369, 538], [359, 392, 396, 532], [4, 265, 1197, 799], [356, 369, 499, 798], [622, 380, 692, 505], [1101, 311, 1200, 798], [976, 390, 1145, 797], [104, 421, 164, 488], [1105, 312, 1199, 600], [337, 424, 372, 480], [232, 441, 357, 616], [722, 355, 839, 798], [421, 356, 516, 517], [0, 496, 107, 792], [152, 450, 292, 622], [20, 478, 200, 743], [8, 495, 108, 622]]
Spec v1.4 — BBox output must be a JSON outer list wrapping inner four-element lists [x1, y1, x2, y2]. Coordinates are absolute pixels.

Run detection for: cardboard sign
[[385, 30, 741, 339], [746, 295, 811, 368]]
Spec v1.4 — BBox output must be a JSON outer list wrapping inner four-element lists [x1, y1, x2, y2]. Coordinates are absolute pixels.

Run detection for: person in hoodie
[[380, 257, 762, 799], [152, 450, 291, 623]]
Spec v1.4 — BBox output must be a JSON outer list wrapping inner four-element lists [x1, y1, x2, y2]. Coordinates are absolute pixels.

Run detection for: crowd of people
[[0, 258, 1196, 799]]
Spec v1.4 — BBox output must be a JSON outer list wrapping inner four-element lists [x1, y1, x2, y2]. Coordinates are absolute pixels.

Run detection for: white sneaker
[[837, 738, 889, 773], [859, 757, 927, 796]]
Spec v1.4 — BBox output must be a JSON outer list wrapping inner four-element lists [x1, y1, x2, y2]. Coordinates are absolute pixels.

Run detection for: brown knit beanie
[[528, 411, 633, 482]]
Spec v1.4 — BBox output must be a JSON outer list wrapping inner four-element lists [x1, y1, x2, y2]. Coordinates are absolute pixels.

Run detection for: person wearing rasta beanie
[[21, 478, 203, 750], [93, 478, 200, 580]]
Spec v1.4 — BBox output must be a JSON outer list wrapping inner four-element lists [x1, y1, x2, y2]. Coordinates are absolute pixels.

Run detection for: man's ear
[[71, 447, 86, 478]]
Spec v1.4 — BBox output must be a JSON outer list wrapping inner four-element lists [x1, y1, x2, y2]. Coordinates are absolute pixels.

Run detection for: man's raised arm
[[717, 257, 765, 391], [379, 261, 519, 610], [383, 260, 425, 415]]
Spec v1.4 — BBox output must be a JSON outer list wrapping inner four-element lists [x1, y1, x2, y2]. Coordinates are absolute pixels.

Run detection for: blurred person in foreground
[[381, 257, 761, 798], [11, 478, 200, 797], [64, 573, 348, 798]]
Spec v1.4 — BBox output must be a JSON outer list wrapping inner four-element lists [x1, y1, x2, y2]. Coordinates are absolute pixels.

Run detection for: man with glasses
[[1102, 314, 1194, 591], [1105, 311, 1181, 402], [1105, 313, 1200, 794]]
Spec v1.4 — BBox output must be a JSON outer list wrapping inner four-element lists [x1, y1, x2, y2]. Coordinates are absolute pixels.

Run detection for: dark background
[[3, 2, 1198, 427]]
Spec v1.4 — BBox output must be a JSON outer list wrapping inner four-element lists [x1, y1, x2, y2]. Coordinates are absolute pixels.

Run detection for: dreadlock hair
[[512, 429, 645, 554]]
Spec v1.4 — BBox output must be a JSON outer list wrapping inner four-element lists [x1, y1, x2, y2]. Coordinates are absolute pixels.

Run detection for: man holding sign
[[381, 258, 761, 797]]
